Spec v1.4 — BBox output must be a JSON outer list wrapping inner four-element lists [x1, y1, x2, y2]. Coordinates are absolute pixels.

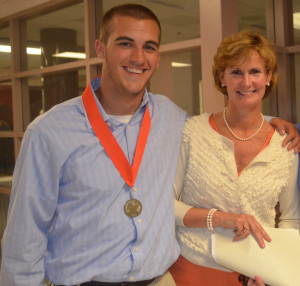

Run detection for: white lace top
[[174, 113, 300, 271]]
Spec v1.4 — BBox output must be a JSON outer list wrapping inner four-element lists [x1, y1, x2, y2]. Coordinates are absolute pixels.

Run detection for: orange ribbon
[[82, 80, 151, 187]]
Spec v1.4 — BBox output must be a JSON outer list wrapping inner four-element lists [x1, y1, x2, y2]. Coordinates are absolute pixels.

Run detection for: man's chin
[[125, 85, 146, 97]]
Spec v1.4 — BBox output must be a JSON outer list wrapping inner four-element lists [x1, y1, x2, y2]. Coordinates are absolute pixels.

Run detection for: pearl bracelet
[[207, 208, 218, 231]]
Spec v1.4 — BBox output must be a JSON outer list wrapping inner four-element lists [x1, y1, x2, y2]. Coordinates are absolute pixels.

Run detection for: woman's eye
[[250, 69, 261, 74], [231, 70, 241, 75]]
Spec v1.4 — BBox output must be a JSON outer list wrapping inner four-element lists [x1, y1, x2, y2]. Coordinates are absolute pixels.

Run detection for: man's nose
[[130, 46, 146, 64]]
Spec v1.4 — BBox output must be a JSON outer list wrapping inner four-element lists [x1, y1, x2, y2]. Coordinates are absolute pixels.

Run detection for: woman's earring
[[267, 82, 270, 86], [221, 83, 225, 87]]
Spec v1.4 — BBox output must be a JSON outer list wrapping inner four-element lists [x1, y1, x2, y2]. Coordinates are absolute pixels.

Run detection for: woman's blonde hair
[[212, 30, 278, 98]]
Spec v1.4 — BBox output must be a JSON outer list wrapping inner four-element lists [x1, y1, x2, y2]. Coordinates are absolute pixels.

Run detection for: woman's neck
[[224, 105, 263, 131]]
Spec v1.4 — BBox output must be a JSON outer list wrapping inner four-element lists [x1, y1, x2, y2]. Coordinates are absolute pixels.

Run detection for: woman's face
[[219, 51, 272, 109]]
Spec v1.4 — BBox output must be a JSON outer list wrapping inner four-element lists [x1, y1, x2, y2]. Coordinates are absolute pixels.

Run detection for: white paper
[[211, 227, 300, 286]]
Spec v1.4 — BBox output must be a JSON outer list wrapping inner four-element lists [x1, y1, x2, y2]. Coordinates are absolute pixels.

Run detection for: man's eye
[[144, 45, 157, 51], [119, 42, 131, 47]]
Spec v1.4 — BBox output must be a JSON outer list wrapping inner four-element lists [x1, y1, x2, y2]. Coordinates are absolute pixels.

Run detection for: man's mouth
[[124, 66, 147, 74]]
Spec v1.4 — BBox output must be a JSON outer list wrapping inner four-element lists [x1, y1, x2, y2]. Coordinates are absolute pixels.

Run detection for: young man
[[0, 4, 298, 286], [0, 4, 186, 286]]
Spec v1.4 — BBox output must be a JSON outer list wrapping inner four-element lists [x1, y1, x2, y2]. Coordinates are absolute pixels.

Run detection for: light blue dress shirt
[[296, 123, 300, 191], [0, 78, 187, 286]]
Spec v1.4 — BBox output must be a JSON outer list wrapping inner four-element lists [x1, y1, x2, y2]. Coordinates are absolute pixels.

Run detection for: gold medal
[[124, 198, 142, 217]]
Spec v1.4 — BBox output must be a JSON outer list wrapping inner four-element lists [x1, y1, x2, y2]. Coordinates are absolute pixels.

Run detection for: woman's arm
[[181, 206, 271, 248], [174, 141, 193, 227]]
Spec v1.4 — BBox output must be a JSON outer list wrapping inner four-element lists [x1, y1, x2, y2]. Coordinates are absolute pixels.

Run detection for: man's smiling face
[[96, 15, 160, 99]]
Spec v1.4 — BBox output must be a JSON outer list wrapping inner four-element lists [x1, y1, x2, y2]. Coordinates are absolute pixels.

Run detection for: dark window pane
[[0, 138, 14, 187], [22, 69, 86, 127], [0, 82, 13, 131]]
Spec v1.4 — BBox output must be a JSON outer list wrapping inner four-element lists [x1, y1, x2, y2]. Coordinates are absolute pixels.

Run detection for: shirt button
[[137, 219, 141, 223], [130, 277, 134, 281], [135, 247, 138, 252], [132, 187, 137, 192]]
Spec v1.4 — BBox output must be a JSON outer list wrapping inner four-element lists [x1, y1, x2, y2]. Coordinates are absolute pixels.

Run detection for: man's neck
[[95, 88, 144, 116]]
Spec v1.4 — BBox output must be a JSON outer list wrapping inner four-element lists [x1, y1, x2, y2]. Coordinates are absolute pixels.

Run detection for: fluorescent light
[[52, 52, 86, 59], [293, 12, 300, 30], [0, 44, 41, 55], [0, 45, 11, 53], [27, 47, 41, 55], [172, 62, 192, 67], [0, 46, 85, 59]]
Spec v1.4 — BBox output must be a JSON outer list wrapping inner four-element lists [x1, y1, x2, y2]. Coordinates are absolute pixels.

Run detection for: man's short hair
[[100, 3, 161, 44]]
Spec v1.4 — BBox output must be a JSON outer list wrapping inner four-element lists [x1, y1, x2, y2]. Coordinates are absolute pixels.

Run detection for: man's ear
[[95, 39, 105, 59]]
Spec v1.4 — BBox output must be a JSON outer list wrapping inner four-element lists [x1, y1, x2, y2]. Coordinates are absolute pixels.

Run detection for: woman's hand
[[248, 276, 265, 286], [213, 212, 271, 248]]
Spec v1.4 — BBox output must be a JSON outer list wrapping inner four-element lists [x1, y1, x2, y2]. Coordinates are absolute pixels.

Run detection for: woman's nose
[[242, 73, 251, 86]]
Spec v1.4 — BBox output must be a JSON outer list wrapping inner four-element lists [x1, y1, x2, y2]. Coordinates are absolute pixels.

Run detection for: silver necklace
[[223, 108, 264, 141]]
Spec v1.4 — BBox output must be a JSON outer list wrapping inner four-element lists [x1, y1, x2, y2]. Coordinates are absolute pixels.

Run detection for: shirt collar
[[84, 77, 150, 129]]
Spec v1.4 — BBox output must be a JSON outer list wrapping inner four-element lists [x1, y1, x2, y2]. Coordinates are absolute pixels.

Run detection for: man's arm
[[269, 118, 300, 152], [0, 129, 58, 286], [247, 276, 265, 286]]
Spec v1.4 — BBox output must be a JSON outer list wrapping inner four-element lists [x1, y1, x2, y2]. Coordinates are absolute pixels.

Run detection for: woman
[[168, 30, 300, 286]]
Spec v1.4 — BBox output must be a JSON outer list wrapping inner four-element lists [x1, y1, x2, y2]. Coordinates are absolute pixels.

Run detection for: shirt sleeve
[[174, 140, 193, 227], [263, 115, 274, 123], [278, 154, 300, 229], [0, 128, 59, 286]]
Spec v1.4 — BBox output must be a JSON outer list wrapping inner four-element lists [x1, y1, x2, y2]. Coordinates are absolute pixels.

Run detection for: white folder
[[211, 226, 300, 286]]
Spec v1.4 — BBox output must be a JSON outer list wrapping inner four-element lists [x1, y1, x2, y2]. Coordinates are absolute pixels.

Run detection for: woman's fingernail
[[262, 243, 266, 248]]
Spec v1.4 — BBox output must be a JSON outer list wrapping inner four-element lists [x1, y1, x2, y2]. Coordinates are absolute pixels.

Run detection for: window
[[150, 48, 202, 116], [0, 25, 10, 76], [0, 138, 14, 188], [22, 1, 84, 71], [238, 0, 266, 36], [293, 0, 300, 44], [22, 69, 86, 128], [0, 81, 12, 131], [0, 81, 13, 188], [293, 0, 300, 122], [101, 0, 200, 44]]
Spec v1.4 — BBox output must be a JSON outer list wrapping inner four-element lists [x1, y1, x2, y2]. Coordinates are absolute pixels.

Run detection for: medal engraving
[[124, 198, 142, 217]]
